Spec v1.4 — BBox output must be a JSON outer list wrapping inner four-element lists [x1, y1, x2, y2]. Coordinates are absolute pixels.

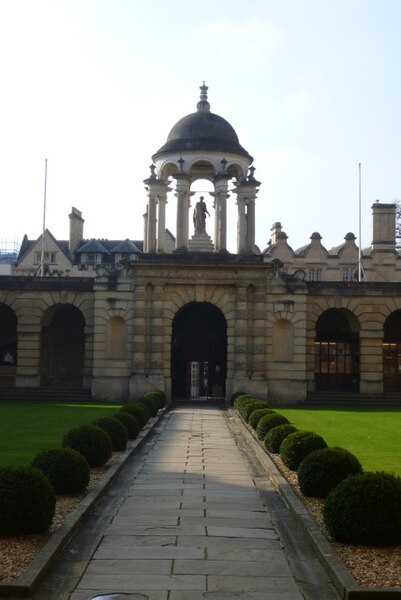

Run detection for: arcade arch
[[383, 310, 401, 392], [315, 308, 360, 391], [171, 302, 227, 400], [0, 303, 17, 386], [40, 304, 85, 387]]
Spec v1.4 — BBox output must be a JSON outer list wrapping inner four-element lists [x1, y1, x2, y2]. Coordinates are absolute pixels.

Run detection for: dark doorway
[[383, 311, 401, 392], [41, 304, 85, 387], [0, 303, 17, 386], [171, 302, 227, 400], [315, 308, 360, 392]]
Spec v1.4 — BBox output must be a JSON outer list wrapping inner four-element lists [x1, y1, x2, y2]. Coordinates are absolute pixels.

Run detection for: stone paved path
[[61, 406, 338, 600]]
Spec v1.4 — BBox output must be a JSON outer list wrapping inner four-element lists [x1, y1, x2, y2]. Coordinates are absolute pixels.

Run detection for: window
[[83, 253, 101, 264], [308, 267, 322, 281], [34, 251, 57, 264], [341, 267, 355, 282]]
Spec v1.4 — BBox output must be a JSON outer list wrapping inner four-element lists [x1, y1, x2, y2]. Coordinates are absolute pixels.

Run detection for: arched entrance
[[315, 308, 360, 392], [383, 311, 401, 392], [40, 304, 85, 387], [171, 302, 227, 400], [0, 303, 17, 387]]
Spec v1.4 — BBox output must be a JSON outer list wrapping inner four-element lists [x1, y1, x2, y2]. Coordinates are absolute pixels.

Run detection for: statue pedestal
[[188, 232, 215, 252]]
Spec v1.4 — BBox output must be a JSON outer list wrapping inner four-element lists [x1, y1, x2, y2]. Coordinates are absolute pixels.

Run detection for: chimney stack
[[69, 207, 84, 253], [371, 202, 396, 252], [270, 222, 282, 245]]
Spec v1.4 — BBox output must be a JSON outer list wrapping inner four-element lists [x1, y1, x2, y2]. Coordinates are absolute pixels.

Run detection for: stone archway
[[40, 304, 85, 387], [315, 308, 360, 392], [171, 302, 227, 400], [0, 303, 17, 387], [383, 310, 401, 392]]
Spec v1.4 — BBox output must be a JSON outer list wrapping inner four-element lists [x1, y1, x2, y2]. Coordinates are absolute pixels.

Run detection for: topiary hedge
[[137, 395, 158, 417], [231, 391, 246, 405], [248, 408, 275, 430], [264, 424, 297, 453], [32, 447, 90, 495], [63, 424, 113, 467], [242, 400, 270, 422], [297, 446, 363, 498], [92, 417, 128, 451], [113, 412, 140, 440], [256, 413, 290, 440], [233, 394, 255, 411], [144, 390, 166, 409], [0, 466, 56, 534], [323, 471, 401, 545], [120, 403, 149, 428], [280, 430, 327, 471]]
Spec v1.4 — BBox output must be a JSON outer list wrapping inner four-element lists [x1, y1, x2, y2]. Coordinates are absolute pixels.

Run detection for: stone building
[[1, 83, 401, 403]]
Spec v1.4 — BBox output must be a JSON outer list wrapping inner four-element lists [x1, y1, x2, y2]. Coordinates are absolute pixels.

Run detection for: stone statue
[[193, 196, 210, 235]]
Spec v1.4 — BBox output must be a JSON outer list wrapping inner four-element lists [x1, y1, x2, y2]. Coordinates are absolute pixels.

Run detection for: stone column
[[213, 173, 230, 251], [144, 169, 158, 253], [236, 196, 247, 254], [147, 194, 157, 253], [246, 198, 256, 253], [173, 172, 192, 251], [143, 207, 148, 253], [233, 169, 260, 254], [144, 173, 171, 254]]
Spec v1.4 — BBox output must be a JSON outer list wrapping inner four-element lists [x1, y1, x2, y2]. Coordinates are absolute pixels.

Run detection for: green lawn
[[0, 401, 121, 467], [277, 406, 401, 476]]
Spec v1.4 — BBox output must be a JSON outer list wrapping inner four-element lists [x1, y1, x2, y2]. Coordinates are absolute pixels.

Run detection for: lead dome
[[152, 82, 252, 162]]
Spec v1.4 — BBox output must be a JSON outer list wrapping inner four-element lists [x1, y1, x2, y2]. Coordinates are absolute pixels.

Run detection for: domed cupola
[[152, 83, 253, 162], [144, 83, 260, 255]]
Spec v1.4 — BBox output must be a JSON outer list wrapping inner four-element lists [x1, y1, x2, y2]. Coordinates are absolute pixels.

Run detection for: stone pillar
[[144, 171, 171, 254], [233, 169, 260, 254], [143, 207, 148, 253], [173, 172, 192, 251], [236, 196, 247, 254], [246, 198, 256, 253], [157, 196, 167, 253], [213, 173, 230, 251], [144, 168, 158, 253], [147, 194, 157, 253]]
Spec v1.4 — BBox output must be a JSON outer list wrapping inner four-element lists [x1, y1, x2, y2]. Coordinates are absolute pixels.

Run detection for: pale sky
[[0, 0, 400, 254]]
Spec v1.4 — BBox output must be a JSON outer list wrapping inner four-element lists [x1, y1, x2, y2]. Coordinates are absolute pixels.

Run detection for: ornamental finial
[[197, 81, 210, 112]]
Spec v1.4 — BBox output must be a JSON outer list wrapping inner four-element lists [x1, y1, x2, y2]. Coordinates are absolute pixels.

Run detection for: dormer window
[[82, 253, 102, 265]]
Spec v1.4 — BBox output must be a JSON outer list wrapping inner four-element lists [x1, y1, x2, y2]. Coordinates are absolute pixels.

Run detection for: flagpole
[[39, 158, 48, 277], [358, 162, 362, 282]]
